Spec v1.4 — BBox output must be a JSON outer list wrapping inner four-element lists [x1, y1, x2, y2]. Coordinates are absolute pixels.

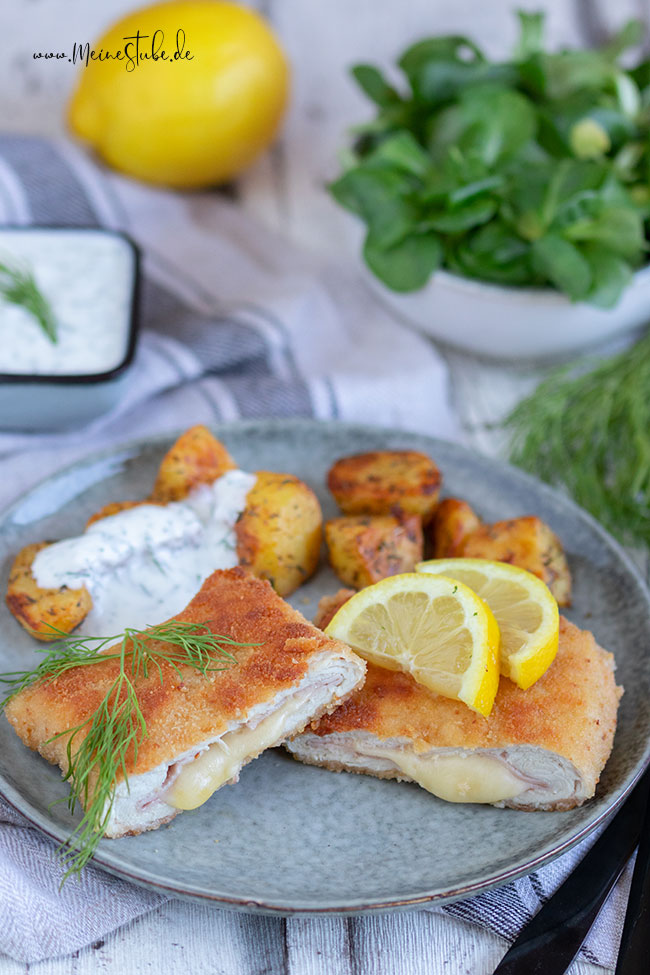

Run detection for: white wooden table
[[0, 0, 642, 970]]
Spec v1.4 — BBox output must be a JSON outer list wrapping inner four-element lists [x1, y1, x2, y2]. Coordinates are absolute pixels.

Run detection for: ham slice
[[5, 568, 366, 837], [287, 616, 622, 811]]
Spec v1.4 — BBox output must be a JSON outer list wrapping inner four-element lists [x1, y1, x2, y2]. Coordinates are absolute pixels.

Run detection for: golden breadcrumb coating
[[5, 568, 363, 785]]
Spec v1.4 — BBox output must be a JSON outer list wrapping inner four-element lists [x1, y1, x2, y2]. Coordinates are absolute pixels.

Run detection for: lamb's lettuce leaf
[[331, 9, 650, 306]]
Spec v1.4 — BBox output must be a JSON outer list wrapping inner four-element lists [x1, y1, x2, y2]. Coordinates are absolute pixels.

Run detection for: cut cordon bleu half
[[4, 568, 366, 837], [287, 613, 621, 811]]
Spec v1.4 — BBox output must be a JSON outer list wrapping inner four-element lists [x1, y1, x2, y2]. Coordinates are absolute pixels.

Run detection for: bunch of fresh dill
[[0, 260, 57, 343], [0, 620, 256, 882], [505, 329, 650, 547]]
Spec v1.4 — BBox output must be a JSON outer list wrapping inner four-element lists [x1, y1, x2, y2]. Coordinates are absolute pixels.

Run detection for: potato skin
[[325, 514, 424, 589], [460, 516, 572, 607], [88, 426, 235, 525], [235, 471, 323, 597], [328, 451, 441, 520], [430, 498, 481, 557], [150, 425, 236, 502], [5, 542, 93, 641], [432, 498, 572, 606]]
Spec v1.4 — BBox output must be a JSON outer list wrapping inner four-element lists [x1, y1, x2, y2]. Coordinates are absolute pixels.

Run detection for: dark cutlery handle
[[614, 773, 650, 974], [493, 855, 631, 975], [493, 771, 650, 975]]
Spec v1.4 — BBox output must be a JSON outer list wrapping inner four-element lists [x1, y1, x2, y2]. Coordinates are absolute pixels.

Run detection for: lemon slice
[[324, 573, 500, 716], [416, 558, 559, 690]]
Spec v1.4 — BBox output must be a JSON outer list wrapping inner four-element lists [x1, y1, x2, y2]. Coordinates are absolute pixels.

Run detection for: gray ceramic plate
[[1, 420, 649, 915]]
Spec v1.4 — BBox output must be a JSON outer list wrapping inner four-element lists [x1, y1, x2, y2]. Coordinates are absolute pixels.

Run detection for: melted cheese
[[370, 749, 527, 803], [165, 699, 297, 810]]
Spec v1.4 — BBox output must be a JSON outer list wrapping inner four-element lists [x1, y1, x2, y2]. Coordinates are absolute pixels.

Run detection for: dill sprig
[[0, 259, 57, 344], [0, 620, 258, 882], [504, 329, 650, 547]]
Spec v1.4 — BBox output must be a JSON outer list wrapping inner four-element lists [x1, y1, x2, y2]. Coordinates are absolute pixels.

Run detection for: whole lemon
[[68, 0, 289, 188]]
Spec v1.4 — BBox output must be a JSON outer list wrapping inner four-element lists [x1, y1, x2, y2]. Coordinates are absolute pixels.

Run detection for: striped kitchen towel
[[0, 132, 456, 481], [0, 134, 625, 970]]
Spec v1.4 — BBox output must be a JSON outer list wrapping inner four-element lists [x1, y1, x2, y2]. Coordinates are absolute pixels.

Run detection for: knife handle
[[492, 771, 650, 975], [493, 855, 632, 975], [614, 771, 650, 974]]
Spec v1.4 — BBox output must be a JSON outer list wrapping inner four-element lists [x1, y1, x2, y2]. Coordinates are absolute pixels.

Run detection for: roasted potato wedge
[[432, 498, 571, 606], [235, 471, 323, 597], [430, 498, 481, 557], [87, 425, 231, 522], [328, 451, 441, 520], [5, 542, 93, 641], [150, 425, 236, 502], [325, 514, 423, 589], [460, 516, 572, 606]]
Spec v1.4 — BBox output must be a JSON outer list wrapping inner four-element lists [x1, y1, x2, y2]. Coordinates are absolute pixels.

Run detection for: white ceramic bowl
[[364, 264, 650, 360]]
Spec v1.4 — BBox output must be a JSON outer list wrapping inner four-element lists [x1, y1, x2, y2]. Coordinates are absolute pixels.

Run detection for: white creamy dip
[[0, 229, 135, 376], [32, 469, 257, 637]]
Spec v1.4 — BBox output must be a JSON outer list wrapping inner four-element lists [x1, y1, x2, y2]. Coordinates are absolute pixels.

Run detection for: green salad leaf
[[351, 65, 402, 108], [332, 10, 650, 304]]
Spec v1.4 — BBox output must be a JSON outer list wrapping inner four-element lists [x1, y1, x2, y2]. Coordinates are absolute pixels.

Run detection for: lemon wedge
[[416, 558, 559, 690], [324, 573, 500, 716]]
